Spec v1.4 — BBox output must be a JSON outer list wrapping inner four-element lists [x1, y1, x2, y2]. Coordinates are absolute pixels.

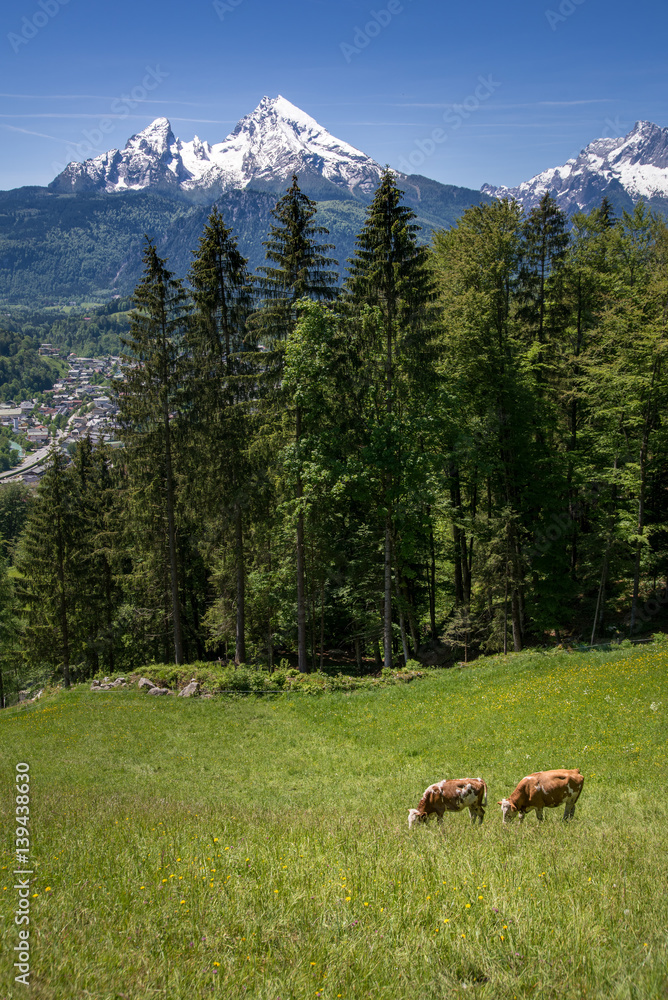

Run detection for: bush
[[271, 670, 287, 689]]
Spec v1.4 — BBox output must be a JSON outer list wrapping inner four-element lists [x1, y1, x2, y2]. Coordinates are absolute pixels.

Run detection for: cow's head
[[408, 808, 427, 829], [498, 798, 518, 824]]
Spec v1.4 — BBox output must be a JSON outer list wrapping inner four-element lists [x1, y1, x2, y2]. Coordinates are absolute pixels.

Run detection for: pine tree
[[345, 169, 435, 668], [70, 437, 121, 674], [598, 196, 616, 229], [559, 206, 614, 580], [517, 192, 570, 390], [118, 238, 189, 664], [17, 448, 76, 686], [189, 205, 253, 369], [251, 174, 339, 348], [187, 207, 254, 663], [251, 176, 338, 672]]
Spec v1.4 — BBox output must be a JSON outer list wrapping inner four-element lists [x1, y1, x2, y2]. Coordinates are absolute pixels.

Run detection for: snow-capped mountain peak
[[482, 120, 668, 213], [50, 96, 384, 200], [125, 116, 175, 156]]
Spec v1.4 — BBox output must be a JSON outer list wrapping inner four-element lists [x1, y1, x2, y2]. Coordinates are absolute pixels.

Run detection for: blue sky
[[1, 0, 666, 192]]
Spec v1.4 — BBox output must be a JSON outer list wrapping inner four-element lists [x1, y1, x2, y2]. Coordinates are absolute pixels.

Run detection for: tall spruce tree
[[251, 174, 338, 347], [187, 207, 254, 663], [70, 437, 121, 675], [251, 176, 338, 672], [17, 448, 76, 685], [346, 169, 435, 668], [517, 192, 570, 417], [118, 238, 189, 664]]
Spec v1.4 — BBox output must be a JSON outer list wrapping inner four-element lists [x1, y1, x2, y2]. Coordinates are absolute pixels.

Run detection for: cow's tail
[[478, 778, 488, 807]]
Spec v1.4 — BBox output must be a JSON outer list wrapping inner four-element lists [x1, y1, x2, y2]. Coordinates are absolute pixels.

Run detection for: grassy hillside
[[1, 643, 667, 998]]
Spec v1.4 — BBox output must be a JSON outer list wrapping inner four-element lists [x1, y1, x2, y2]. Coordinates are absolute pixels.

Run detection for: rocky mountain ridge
[[49, 96, 385, 202], [482, 120, 668, 213]]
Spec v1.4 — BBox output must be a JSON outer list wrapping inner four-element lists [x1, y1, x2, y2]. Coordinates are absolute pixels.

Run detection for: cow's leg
[[564, 799, 576, 820], [518, 811, 526, 825], [468, 806, 477, 825], [535, 808, 544, 822]]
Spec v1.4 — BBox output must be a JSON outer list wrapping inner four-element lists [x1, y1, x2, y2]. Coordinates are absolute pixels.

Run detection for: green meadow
[[1, 644, 667, 1000]]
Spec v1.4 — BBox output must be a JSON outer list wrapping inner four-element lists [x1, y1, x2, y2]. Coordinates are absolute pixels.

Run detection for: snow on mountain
[[482, 121, 668, 213], [50, 96, 384, 200]]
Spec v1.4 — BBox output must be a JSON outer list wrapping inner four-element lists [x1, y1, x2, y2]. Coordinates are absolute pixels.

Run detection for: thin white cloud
[[0, 114, 236, 124], [0, 93, 204, 106], [0, 123, 63, 141], [386, 99, 614, 109]]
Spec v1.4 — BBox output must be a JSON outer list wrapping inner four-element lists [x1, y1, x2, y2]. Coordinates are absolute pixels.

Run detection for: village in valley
[[0, 346, 122, 482]]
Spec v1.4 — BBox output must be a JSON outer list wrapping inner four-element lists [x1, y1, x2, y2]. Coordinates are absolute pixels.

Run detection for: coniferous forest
[[2, 171, 667, 693]]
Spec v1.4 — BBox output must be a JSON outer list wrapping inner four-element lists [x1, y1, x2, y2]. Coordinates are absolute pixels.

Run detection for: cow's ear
[[497, 800, 502, 805]]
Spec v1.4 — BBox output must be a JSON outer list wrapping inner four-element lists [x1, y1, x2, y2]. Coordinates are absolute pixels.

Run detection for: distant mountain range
[[482, 120, 668, 215], [50, 95, 385, 203], [1, 98, 667, 305]]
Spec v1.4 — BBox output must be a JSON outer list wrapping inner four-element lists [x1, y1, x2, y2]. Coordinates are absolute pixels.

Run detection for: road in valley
[[0, 432, 66, 483]]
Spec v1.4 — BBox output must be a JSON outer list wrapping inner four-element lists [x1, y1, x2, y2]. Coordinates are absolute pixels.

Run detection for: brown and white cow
[[408, 778, 488, 829], [498, 768, 584, 824]]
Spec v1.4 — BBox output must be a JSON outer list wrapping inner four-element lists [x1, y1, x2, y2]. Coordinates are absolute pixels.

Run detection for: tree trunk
[[511, 586, 523, 652], [629, 434, 649, 635], [234, 501, 246, 664], [452, 521, 464, 605], [104, 557, 114, 674], [55, 512, 71, 688], [591, 540, 610, 645], [319, 579, 325, 671], [295, 406, 308, 673], [163, 400, 183, 665], [428, 525, 437, 639], [384, 517, 393, 669], [393, 568, 409, 665], [267, 537, 274, 670], [503, 565, 509, 656]]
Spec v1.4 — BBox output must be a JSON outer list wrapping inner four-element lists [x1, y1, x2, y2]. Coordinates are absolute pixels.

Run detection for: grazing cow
[[408, 778, 488, 829], [498, 768, 584, 824]]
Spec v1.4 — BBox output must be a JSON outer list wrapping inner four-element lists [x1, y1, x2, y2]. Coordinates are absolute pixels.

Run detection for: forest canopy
[[2, 177, 667, 697]]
